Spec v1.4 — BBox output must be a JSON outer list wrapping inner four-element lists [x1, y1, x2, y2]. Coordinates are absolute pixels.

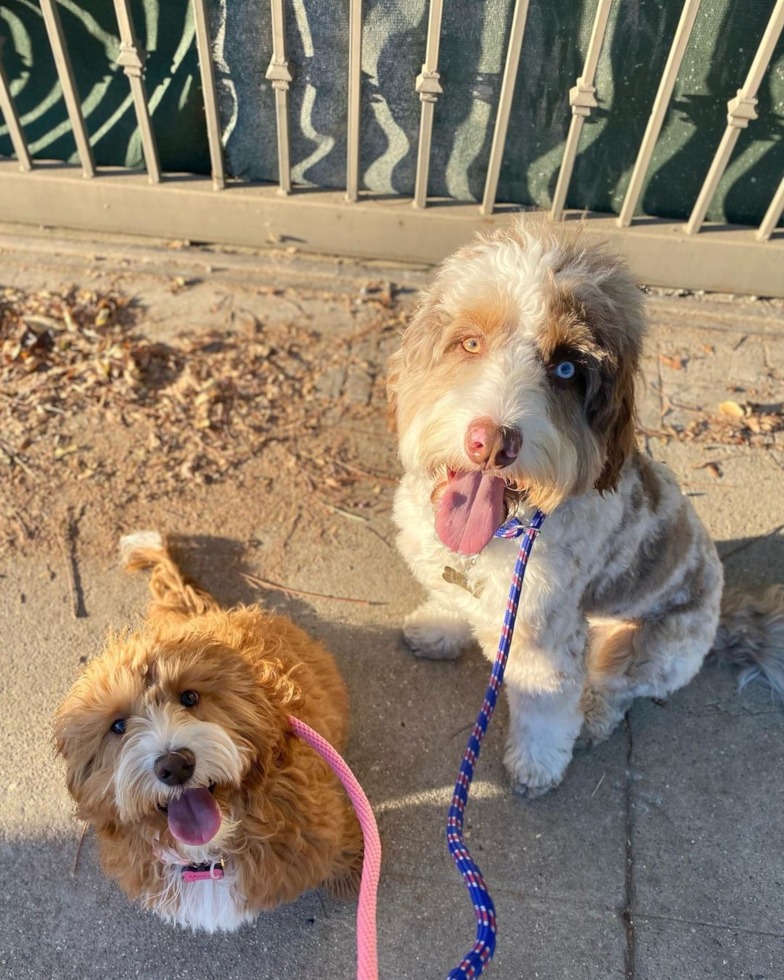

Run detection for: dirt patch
[[1, 283, 405, 559], [3, 275, 781, 563]]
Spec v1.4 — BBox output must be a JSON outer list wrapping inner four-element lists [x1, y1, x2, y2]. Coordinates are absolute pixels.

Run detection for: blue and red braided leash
[[287, 511, 545, 980], [445, 509, 546, 980]]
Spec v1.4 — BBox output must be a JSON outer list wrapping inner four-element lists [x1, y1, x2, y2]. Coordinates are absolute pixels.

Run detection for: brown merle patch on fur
[[594, 501, 695, 613], [633, 452, 663, 513], [629, 482, 644, 513], [588, 621, 641, 681], [450, 296, 516, 344], [538, 286, 600, 365]]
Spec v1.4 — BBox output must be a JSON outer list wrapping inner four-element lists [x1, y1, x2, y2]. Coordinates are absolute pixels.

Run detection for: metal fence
[[0, 0, 782, 295]]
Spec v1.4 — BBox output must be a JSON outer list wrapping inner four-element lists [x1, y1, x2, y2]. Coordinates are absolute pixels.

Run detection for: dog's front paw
[[504, 745, 570, 800], [403, 603, 471, 660], [510, 778, 560, 800], [579, 688, 631, 746]]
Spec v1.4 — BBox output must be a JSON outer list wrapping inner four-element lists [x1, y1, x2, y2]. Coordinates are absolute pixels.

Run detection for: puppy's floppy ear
[[53, 699, 96, 799], [592, 349, 638, 493]]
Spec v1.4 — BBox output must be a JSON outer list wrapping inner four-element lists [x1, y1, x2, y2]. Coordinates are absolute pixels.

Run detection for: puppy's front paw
[[403, 603, 471, 660]]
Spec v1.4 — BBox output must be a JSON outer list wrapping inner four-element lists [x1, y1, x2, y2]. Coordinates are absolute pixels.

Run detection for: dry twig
[[57, 532, 80, 619], [240, 570, 385, 606], [590, 772, 607, 799], [71, 822, 89, 876], [333, 458, 399, 485]]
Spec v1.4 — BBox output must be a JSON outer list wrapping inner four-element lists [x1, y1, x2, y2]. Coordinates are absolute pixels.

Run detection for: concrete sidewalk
[[1, 229, 783, 980]]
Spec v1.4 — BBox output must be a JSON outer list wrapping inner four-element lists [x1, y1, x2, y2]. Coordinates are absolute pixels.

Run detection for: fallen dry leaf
[[718, 400, 746, 419], [694, 460, 723, 478], [659, 353, 685, 371]]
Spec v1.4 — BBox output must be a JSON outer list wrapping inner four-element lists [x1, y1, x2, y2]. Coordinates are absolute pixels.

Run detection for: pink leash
[[288, 715, 381, 980]]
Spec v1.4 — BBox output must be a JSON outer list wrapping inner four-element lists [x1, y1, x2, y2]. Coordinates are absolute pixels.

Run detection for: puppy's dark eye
[[180, 690, 199, 708], [553, 360, 576, 380], [110, 719, 126, 736]]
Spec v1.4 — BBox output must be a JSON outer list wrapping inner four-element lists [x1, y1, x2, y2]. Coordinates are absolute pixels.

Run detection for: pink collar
[[154, 842, 225, 881], [182, 859, 224, 882]]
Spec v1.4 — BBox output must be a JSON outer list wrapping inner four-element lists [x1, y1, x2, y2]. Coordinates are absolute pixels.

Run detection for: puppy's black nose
[[154, 749, 195, 786]]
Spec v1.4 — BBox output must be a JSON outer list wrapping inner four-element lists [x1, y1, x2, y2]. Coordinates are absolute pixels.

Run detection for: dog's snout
[[154, 749, 195, 786], [465, 418, 521, 469]]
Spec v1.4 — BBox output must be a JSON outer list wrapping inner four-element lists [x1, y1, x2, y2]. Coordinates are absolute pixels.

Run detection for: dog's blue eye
[[180, 690, 199, 708], [110, 719, 126, 736], [554, 360, 576, 380]]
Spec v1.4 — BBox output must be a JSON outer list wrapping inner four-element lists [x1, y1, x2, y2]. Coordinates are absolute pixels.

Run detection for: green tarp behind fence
[[1, 0, 782, 227]]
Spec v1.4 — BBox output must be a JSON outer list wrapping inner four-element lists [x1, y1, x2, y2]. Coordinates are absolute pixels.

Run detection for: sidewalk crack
[[622, 713, 636, 980]]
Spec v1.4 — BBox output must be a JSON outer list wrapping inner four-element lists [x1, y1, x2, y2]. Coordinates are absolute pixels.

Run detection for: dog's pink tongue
[[436, 470, 506, 555], [167, 788, 222, 846]]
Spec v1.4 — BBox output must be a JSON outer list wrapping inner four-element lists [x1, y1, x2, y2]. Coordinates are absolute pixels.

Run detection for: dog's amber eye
[[180, 690, 199, 708], [462, 337, 482, 354], [110, 719, 126, 736]]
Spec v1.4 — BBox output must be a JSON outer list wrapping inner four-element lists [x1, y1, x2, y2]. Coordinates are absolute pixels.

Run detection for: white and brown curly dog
[[388, 217, 784, 799]]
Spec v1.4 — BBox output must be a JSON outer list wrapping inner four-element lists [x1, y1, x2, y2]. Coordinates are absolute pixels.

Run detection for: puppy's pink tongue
[[436, 471, 506, 555], [167, 788, 222, 846]]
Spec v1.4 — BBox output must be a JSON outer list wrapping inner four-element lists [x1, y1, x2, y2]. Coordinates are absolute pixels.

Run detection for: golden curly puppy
[[55, 533, 362, 932]]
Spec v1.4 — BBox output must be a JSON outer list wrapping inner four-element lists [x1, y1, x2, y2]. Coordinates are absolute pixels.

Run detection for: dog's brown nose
[[465, 418, 521, 469], [154, 749, 195, 786]]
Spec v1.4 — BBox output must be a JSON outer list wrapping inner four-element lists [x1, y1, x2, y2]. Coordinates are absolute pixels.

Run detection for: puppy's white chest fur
[[151, 861, 255, 933]]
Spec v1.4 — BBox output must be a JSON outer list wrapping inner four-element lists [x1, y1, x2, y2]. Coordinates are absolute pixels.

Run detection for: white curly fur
[[390, 219, 783, 797]]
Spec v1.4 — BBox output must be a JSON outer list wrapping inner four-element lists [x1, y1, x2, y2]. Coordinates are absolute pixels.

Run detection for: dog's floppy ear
[[563, 261, 644, 494], [593, 352, 637, 493]]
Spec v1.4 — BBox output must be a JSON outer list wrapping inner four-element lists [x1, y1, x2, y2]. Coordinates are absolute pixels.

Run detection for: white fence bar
[[266, 0, 293, 194], [413, 0, 444, 209], [618, 0, 702, 227], [480, 0, 532, 215], [192, 0, 225, 190], [39, 0, 95, 178], [685, 0, 784, 235], [346, 0, 363, 202], [757, 176, 784, 241], [113, 0, 160, 183], [550, 0, 613, 221], [0, 38, 32, 171]]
